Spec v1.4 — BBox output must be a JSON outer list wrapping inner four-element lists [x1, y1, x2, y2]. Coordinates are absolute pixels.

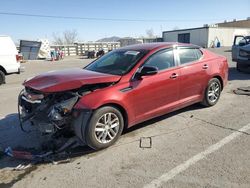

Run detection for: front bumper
[[18, 89, 74, 134], [237, 59, 250, 65]]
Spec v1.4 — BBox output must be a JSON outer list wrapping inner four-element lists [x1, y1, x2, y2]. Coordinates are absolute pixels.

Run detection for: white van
[[0, 35, 21, 85]]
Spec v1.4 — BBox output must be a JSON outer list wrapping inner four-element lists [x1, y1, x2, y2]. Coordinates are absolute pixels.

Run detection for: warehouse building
[[162, 18, 250, 48]]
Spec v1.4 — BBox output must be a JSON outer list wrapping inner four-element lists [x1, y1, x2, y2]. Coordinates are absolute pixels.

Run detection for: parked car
[[19, 43, 228, 150], [87, 50, 96, 59], [96, 48, 105, 58], [232, 35, 250, 71], [0, 35, 22, 85]]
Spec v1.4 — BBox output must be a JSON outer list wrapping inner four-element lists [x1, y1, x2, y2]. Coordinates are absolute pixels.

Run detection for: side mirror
[[134, 66, 158, 79]]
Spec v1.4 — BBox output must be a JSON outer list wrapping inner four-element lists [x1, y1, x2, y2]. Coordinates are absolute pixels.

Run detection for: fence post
[[75, 44, 78, 55]]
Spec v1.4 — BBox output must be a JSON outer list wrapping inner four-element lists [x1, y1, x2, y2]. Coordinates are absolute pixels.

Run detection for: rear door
[[232, 35, 245, 61], [130, 48, 180, 123], [177, 47, 209, 104]]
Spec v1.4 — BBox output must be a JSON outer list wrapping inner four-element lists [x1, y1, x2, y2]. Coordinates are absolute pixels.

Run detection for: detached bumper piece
[[233, 87, 250, 96], [3, 136, 86, 163]]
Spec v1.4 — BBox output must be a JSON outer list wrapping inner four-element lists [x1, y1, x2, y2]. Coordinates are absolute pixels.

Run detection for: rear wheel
[[201, 78, 221, 107], [0, 70, 5, 85], [85, 106, 124, 150]]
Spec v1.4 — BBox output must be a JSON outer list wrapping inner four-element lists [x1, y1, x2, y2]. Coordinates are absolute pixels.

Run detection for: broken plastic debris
[[233, 87, 250, 96], [4, 147, 34, 160], [14, 163, 33, 171], [52, 158, 71, 165]]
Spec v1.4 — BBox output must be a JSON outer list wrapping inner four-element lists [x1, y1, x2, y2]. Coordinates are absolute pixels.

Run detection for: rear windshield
[[85, 50, 147, 75]]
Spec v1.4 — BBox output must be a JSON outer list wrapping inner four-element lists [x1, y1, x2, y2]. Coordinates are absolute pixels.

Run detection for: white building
[[162, 19, 250, 48]]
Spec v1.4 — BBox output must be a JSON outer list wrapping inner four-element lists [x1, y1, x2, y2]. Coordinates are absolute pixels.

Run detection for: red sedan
[[19, 43, 228, 150]]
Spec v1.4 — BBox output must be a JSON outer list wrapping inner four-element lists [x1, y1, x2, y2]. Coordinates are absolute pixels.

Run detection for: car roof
[[119, 42, 201, 51]]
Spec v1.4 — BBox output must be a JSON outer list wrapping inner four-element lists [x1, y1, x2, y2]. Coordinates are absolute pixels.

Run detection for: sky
[[0, 0, 249, 43]]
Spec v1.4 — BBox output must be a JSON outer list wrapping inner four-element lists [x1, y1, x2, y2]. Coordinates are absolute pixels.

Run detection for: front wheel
[[201, 78, 221, 107], [85, 106, 124, 150], [0, 70, 6, 85]]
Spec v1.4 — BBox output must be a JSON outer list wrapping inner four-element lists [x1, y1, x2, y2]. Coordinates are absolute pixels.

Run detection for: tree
[[52, 29, 78, 45]]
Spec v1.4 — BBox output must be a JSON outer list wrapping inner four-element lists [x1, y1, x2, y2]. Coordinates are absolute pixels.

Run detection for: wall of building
[[217, 19, 250, 28], [162, 28, 209, 47], [208, 27, 250, 47]]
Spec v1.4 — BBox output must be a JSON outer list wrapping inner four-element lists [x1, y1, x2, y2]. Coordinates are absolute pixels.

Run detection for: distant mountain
[[96, 36, 121, 42]]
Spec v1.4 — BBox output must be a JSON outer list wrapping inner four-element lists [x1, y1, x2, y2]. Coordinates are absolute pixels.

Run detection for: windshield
[[245, 36, 250, 44], [85, 50, 147, 75]]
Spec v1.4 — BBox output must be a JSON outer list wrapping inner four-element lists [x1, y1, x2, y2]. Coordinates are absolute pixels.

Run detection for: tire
[[236, 62, 242, 72], [85, 106, 124, 150], [0, 70, 6, 85], [201, 78, 222, 107]]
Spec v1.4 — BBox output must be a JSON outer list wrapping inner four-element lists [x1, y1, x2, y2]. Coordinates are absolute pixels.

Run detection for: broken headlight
[[239, 50, 249, 57], [49, 96, 78, 121]]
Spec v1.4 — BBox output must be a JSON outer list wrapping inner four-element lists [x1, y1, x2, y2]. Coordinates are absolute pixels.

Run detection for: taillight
[[16, 54, 23, 62], [16, 54, 20, 62]]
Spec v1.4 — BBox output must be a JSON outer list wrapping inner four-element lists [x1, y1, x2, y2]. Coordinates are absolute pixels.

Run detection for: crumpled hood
[[23, 68, 121, 93]]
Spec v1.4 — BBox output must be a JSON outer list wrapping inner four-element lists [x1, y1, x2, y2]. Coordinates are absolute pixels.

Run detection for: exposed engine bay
[[18, 83, 112, 135]]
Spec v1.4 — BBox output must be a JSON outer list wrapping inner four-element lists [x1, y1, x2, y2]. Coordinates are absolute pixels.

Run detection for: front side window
[[178, 48, 202, 64], [144, 49, 175, 71], [85, 50, 147, 75], [234, 36, 245, 46]]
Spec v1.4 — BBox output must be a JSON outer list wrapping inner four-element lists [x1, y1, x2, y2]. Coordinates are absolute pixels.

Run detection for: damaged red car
[[18, 43, 228, 150]]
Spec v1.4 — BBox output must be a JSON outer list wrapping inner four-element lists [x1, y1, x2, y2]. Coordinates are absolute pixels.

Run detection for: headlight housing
[[57, 96, 79, 113], [49, 96, 78, 121], [239, 50, 249, 57]]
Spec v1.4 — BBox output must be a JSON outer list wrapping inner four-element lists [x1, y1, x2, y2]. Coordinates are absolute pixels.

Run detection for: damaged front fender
[[72, 109, 93, 144]]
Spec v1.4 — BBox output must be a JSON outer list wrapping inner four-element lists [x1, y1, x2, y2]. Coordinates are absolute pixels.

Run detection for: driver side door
[[129, 48, 180, 123], [232, 35, 245, 61]]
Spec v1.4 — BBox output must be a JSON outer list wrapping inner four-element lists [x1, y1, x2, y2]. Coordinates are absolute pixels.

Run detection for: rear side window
[[178, 48, 202, 64], [144, 49, 175, 71], [196, 49, 203, 59]]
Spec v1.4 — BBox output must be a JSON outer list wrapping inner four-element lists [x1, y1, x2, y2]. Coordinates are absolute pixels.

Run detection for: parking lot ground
[[0, 49, 250, 188]]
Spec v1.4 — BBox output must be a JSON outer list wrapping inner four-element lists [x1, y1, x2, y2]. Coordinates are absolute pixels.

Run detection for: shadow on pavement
[[0, 113, 96, 170], [124, 103, 203, 134], [228, 67, 250, 81], [0, 104, 204, 170]]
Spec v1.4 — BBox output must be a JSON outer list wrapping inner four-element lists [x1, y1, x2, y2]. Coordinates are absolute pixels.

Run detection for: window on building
[[178, 33, 190, 43]]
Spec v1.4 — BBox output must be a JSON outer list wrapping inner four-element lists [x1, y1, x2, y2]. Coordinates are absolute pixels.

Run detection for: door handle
[[170, 73, 178, 79], [202, 64, 209, 69]]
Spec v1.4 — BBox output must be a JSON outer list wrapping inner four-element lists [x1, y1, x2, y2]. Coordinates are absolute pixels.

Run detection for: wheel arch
[[213, 75, 223, 90], [99, 103, 129, 130], [0, 66, 7, 75]]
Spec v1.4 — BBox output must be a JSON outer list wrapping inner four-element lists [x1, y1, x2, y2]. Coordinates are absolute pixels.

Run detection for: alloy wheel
[[94, 112, 120, 144], [207, 82, 220, 103]]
